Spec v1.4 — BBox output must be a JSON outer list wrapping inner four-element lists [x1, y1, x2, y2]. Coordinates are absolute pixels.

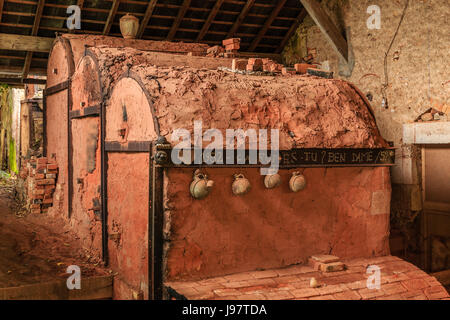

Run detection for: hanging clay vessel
[[190, 170, 214, 200], [232, 173, 251, 196], [119, 14, 139, 39], [264, 173, 281, 189], [289, 172, 306, 192]]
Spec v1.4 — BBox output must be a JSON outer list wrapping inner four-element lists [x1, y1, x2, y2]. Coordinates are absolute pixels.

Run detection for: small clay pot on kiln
[[232, 174, 251, 195], [190, 170, 214, 200], [264, 174, 281, 189], [289, 172, 306, 192]]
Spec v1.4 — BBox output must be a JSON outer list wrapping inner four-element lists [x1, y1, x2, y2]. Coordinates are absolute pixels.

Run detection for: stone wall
[[282, 0, 449, 267]]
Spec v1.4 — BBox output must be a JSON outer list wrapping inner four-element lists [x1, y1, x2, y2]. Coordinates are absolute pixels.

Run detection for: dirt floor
[[0, 177, 108, 288]]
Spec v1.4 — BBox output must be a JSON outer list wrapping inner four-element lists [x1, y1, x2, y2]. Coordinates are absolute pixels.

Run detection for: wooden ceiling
[[0, 0, 308, 83]]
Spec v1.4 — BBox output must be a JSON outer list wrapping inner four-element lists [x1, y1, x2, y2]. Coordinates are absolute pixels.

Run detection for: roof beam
[[0, 66, 47, 75], [226, 0, 255, 38], [0, 33, 53, 52], [248, 0, 287, 51], [167, 0, 191, 41], [0, 77, 46, 85], [196, 0, 224, 42], [299, 0, 348, 62], [103, 0, 120, 35], [0, 0, 4, 23], [137, 0, 158, 39], [23, 0, 45, 78], [276, 8, 307, 53]]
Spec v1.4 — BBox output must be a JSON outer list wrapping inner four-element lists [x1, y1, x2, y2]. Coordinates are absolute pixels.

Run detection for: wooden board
[[0, 276, 113, 300]]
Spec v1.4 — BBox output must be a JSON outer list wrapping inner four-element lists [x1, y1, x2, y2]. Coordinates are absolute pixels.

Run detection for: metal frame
[[154, 147, 396, 168]]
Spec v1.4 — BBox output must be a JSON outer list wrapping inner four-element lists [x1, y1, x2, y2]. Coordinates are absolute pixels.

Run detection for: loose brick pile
[[166, 256, 449, 300], [19, 157, 58, 214], [203, 39, 332, 78]]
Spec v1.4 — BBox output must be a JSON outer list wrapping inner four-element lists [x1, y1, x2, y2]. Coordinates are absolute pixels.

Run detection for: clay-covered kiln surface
[[164, 167, 391, 280]]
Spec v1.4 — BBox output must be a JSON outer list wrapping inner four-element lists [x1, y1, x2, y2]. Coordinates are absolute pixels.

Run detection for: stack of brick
[[19, 156, 58, 214], [246, 58, 263, 71], [308, 255, 346, 272], [262, 59, 283, 72], [293, 63, 333, 79], [206, 45, 225, 58], [187, 49, 206, 57], [294, 63, 317, 74], [231, 59, 247, 71], [222, 38, 240, 58]]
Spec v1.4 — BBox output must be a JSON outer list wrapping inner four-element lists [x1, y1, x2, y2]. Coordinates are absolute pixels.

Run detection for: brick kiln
[[42, 36, 449, 300], [44, 35, 212, 259]]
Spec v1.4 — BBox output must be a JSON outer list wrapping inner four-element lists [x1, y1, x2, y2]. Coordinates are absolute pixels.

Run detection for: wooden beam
[[137, 0, 158, 39], [248, 0, 287, 52], [23, 0, 45, 78], [299, 0, 348, 62], [276, 8, 307, 53], [167, 0, 191, 41], [0, 33, 53, 52], [0, 0, 4, 23], [103, 0, 120, 35], [226, 0, 255, 38], [195, 0, 224, 42], [0, 77, 46, 85], [0, 66, 47, 75], [0, 276, 113, 300]]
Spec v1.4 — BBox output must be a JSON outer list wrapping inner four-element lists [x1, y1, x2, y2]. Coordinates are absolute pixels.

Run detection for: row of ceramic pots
[[189, 170, 307, 200]]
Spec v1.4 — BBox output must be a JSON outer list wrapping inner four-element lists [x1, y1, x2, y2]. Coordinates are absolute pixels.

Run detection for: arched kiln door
[[45, 38, 75, 218], [69, 55, 102, 254], [105, 76, 157, 300]]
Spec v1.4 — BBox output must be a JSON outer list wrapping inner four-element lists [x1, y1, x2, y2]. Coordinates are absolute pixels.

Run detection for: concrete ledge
[[403, 122, 450, 144]]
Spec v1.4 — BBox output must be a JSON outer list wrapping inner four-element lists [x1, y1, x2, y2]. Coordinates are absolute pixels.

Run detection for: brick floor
[[165, 256, 450, 300]]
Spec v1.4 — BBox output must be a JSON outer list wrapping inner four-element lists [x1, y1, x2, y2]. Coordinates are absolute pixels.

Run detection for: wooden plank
[[22, 0, 45, 78], [70, 105, 100, 119], [196, 0, 224, 42], [299, 0, 348, 62], [167, 0, 191, 41], [248, 0, 287, 52], [226, 0, 255, 38], [276, 8, 307, 53], [137, 0, 158, 39], [0, 0, 4, 23], [45, 80, 70, 96], [0, 33, 53, 52], [0, 77, 46, 85], [103, 0, 120, 35], [0, 276, 113, 300], [105, 141, 151, 152]]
